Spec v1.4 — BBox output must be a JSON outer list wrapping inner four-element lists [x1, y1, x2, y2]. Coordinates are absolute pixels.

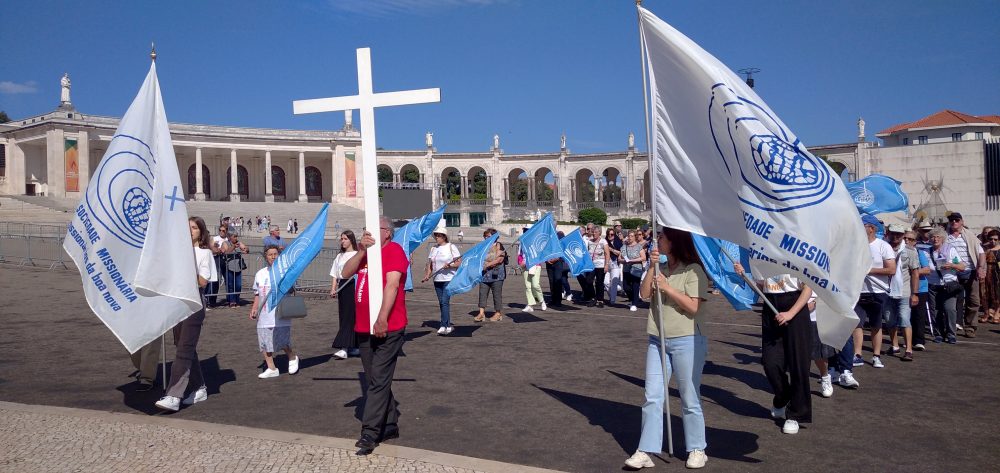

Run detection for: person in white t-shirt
[[422, 227, 461, 335], [329, 230, 360, 359], [853, 214, 896, 369], [928, 228, 965, 344], [250, 245, 299, 379]]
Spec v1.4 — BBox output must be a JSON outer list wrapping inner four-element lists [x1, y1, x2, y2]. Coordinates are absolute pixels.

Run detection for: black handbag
[[226, 255, 247, 273], [934, 267, 962, 296]]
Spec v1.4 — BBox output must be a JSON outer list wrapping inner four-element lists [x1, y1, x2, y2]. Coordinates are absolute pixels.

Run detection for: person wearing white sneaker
[[329, 231, 360, 362], [250, 246, 299, 378], [624, 450, 655, 469], [182, 386, 208, 405], [626, 228, 709, 469], [805, 294, 836, 398], [158, 217, 214, 412], [520, 247, 545, 312], [422, 227, 460, 334]]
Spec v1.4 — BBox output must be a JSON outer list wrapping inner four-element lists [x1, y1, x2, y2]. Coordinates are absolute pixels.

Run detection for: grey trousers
[[130, 338, 162, 385], [957, 275, 981, 333], [478, 280, 504, 312], [165, 307, 206, 398], [359, 329, 405, 439]]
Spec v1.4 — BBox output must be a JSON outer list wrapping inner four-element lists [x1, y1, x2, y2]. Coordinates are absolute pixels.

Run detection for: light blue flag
[[267, 203, 328, 310], [520, 213, 564, 268], [846, 174, 908, 215], [392, 204, 447, 291], [560, 229, 595, 277], [444, 232, 500, 297], [692, 235, 757, 311]]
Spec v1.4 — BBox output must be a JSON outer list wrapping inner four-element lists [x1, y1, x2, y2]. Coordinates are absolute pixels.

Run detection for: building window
[[902, 137, 910, 145], [469, 212, 487, 227], [443, 212, 461, 227], [977, 132, 985, 140], [952, 133, 962, 142], [0, 144, 6, 177], [918, 136, 928, 145]]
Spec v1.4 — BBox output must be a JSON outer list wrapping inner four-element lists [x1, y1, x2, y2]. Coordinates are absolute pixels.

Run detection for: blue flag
[[267, 203, 328, 310], [560, 229, 595, 276], [392, 204, 447, 291], [520, 213, 564, 268], [846, 174, 908, 215], [444, 232, 500, 297], [692, 235, 757, 311]]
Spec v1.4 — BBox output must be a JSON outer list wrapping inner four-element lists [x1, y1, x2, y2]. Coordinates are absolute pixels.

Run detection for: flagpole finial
[[150, 43, 157, 62]]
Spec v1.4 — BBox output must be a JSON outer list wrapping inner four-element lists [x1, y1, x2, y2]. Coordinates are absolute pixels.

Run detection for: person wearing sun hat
[[884, 223, 921, 361], [422, 223, 461, 335]]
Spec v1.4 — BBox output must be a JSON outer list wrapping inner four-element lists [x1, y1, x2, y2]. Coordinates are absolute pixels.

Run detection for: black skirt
[[333, 279, 358, 349]]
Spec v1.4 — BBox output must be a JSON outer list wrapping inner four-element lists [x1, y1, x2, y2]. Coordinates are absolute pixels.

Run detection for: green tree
[[471, 170, 488, 196], [578, 207, 608, 225], [401, 167, 420, 183], [377, 166, 392, 183], [509, 179, 528, 201], [444, 172, 461, 199], [536, 181, 554, 201], [602, 183, 622, 202], [579, 180, 595, 201], [0, 111, 9, 123]]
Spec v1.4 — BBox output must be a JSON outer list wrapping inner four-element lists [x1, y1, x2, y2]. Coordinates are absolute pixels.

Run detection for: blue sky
[[2, 0, 998, 154]]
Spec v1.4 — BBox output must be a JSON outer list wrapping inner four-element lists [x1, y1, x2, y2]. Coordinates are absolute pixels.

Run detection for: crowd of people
[[130, 209, 993, 466]]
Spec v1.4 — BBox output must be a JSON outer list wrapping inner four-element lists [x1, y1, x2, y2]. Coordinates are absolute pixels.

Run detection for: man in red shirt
[[340, 216, 409, 454]]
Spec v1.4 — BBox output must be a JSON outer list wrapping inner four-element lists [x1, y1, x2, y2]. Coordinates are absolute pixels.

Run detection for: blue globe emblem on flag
[[86, 135, 157, 248], [526, 232, 551, 260], [849, 187, 876, 209], [122, 187, 152, 235], [564, 240, 584, 265], [708, 83, 834, 212]]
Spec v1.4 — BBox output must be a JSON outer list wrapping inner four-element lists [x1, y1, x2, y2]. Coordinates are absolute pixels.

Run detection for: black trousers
[[546, 261, 566, 306], [762, 291, 812, 423], [358, 328, 405, 439], [911, 292, 929, 345], [581, 268, 606, 302]]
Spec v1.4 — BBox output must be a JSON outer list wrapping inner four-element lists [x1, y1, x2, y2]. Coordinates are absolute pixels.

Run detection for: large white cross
[[293, 47, 440, 332]]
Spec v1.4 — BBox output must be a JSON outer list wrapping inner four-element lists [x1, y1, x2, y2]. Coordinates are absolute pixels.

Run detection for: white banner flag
[[63, 62, 202, 354], [639, 6, 869, 346]]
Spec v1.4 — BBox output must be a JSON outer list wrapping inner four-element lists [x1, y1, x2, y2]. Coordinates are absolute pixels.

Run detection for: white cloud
[[0, 80, 38, 94], [327, 0, 506, 17]]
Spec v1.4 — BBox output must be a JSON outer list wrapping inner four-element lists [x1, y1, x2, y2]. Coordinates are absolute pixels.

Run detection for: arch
[[507, 167, 528, 202], [601, 166, 624, 202], [441, 166, 461, 199], [377, 164, 394, 184], [186, 164, 210, 197], [226, 164, 249, 198], [271, 165, 286, 199], [467, 166, 488, 199], [575, 168, 596, 202], [305, 166, 323, 197], [399, 163, 421, 184], [533, 166, 555, 202]]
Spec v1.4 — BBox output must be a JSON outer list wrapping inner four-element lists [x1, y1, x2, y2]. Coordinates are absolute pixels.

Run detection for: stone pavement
[[0, 401, 559, 473]]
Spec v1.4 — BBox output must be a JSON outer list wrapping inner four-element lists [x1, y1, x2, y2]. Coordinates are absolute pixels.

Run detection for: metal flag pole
[[636, 1, 673, 458], [161, 334, 166, 389], [717, 247, 781, 315]]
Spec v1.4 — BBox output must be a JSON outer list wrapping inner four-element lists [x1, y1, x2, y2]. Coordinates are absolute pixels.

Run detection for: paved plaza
[[1, 264, 999, 472]]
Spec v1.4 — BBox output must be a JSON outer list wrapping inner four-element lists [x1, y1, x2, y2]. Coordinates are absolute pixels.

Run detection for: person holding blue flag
[[475, 228, 507, 323], [250, 244, 299, 379], [392, 205, 447, 292], [422, 225, 461, 335]]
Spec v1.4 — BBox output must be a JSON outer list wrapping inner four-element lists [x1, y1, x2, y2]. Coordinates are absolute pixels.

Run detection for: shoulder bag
[[932, 251, 962, 296]]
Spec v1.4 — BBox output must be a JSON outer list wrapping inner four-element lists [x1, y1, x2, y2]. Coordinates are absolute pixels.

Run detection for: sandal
[[474, 313, 486, 322], [489, 313, 504, 322]]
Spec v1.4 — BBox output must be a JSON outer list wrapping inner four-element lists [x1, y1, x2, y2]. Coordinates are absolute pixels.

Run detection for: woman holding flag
[[475, 228, 507, 322], [625, 227, 709, 470], [423, 226, 461, 335]]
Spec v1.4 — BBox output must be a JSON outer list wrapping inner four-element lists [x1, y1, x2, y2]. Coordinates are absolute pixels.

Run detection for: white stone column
[[502, 178, 509, 202], [263, 150, 274, 202], [76, 131, 90, 194], [460, 176, 468, 199], [297, 151, 308, 203], [594, 177, 601, 202], [486, 175, 493, 199], [3, 138, 25, 196], [329, 150, 337, 202], [229, 149, 240, 202], [45, 129, 65, 197], [195, 148, 206, 201]]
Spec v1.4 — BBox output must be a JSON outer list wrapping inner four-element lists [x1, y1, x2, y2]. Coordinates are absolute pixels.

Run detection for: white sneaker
[[333, 349, 348, 360], [685, 449, 707, 469], [872, 356, 884, 369], [182, 386, 208, 405], [258, 368, 279, 379], [630, 305, 638, 312], [782, 419, 800, 434], [522, 305, 534, 313], [828, 368, 841, 384], [839, 370, 860, 388], [444, 326, 454, 335], [566, 293, 573, 302], [437, 326, 447, 335], [155, 395, 180, 412], [540, 301, 548, 311], [820, 375, 834, 398], [770, 405, 786, 419], [624, 450, 654, 469], [288, 356, 299, 375]]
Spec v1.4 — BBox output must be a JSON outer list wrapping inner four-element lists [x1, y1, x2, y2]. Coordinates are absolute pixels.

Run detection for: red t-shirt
[[354, 241, 409, 334]]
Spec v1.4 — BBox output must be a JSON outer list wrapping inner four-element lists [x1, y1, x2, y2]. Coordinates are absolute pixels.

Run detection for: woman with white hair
[[928, 227, 965, 344]]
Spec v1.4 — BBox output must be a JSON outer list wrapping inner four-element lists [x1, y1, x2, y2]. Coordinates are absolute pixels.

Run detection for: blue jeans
[[434, 281, 451, 328], [639, 334, 707, 454], [829, 331, 856, 374], [225, 269, 242, 305]]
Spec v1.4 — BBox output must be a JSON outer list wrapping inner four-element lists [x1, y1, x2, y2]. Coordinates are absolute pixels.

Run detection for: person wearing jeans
[[625, 227, 710, 470], [423, 227, 460, 335], [621, 231, 647, 312], [928, 228, 964, 344]]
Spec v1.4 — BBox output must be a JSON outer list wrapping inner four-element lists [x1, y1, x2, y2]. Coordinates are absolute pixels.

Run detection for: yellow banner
[[65, 139, 79, 192], [345, 152, 357, 197]]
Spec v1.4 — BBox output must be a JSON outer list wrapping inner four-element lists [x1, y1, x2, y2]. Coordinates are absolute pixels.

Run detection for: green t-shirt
[[647, 263, 709, 338]]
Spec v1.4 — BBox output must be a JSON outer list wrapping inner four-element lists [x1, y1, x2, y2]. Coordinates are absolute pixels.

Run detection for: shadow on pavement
[[703, 361, 769, 391], [115, 355, 235, 415], [419, 321, 481, 337], [533, 384, 761, 463], [715, 340, 762, 354], [297, 353, 333, 371], [507, 312, 547, 323]]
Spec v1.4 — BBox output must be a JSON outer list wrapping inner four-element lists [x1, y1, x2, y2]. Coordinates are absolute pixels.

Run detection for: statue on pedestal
[[857, 117, 866, 141], [493, 134, 500, 150], [344, 110, 353, 130], [425, 132, 433, 148], [60, 73, 71, 104], [560, 134, 567, 150], [628, 131, 635, 149]]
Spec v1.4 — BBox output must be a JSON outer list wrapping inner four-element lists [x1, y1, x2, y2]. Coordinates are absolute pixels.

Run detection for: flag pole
[[717, 247, 781, 315], [636, 0, 673, 458]]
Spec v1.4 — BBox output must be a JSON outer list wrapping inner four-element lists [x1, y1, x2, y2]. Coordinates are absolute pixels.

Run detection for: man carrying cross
[[293, 47, 439, 454]]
